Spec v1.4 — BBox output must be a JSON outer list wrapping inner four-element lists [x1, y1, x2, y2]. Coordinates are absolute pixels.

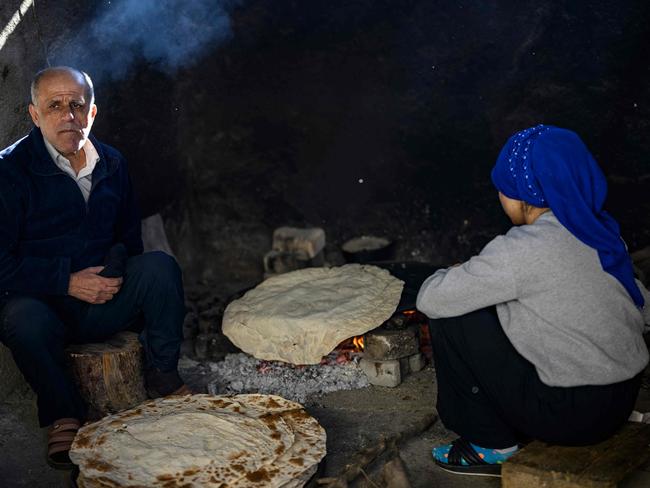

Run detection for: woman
[[416, 125, 650, 476]]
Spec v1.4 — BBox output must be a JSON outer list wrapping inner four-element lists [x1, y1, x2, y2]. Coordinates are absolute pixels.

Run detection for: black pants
[[0, 252, 185, 427], [430, 307, 642, 448]]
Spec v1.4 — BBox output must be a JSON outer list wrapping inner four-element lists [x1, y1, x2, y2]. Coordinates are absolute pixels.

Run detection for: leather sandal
[[47, 417, 81, 470]]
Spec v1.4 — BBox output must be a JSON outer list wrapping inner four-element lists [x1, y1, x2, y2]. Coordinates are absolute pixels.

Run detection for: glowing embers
[[206, 353, 370, 404], [321, 308, 431, 387], [325, 308, 431, 370], [205, 309, 431, 403], [321, 335, 365, 365]]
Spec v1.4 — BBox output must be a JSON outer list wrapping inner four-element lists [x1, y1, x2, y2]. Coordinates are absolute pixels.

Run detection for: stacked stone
[[181, 290, 238, 362], [359, 326, 425, 387]]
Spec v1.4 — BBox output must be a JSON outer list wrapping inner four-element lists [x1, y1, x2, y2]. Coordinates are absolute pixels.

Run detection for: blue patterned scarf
[[491, 125, 644, 308]]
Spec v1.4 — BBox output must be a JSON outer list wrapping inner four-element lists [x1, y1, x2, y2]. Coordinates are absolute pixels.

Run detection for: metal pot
[[341, 236, 395, 263]]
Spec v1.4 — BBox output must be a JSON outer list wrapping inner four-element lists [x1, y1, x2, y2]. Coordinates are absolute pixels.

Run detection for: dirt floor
[[2, 364, 650, 488], [305, 367, 502, 488]]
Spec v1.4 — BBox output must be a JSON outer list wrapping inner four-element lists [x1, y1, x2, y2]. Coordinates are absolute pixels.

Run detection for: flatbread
[[222, 264, 404, 364], [70, 394, 326, 488]]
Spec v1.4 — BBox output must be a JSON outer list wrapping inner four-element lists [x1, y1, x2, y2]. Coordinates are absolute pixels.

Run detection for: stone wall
[[163, 0, 650, 289], [2, 0, 649, 292], [1, 2, 102, 145], [0, 2, 45, 147]]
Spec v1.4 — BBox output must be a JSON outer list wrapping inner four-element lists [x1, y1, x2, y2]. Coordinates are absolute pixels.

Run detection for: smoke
[[54, 0, 241, 81]]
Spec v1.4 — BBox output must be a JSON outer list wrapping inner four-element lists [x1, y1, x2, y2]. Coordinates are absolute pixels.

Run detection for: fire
[[332, 335, 364, 353], [322, 335, 365, 365], [403, 309, 416, 316]]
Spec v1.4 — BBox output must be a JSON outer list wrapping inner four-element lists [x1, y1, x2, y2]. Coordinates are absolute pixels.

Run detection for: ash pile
[[204, 353, 369, 404]]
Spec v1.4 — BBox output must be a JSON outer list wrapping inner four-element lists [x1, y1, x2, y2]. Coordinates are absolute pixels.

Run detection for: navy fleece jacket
[[0, 128, 143, 296]]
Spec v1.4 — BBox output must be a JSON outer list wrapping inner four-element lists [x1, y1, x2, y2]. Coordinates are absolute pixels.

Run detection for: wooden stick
[[381, 456, 411, 488], [316, 413, 435, 487], [359, 467, 382, 488]]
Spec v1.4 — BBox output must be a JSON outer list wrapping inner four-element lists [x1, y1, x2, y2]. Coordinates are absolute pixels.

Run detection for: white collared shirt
[[43, 137, 100, 202]]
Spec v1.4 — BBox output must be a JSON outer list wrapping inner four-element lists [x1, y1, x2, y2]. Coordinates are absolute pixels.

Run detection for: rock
[[197, 317, 213, 334], [364, 328, 419, 360], [360, 358, 402, 387], [263, 249, 310, 275], [399, 356, 411, 376], [408, 353, 425, 372], [197, 296, 221, 314], [180, 338, 195, 358], [182, 313, 198, 339], [272, 227, 326, 259], [194, 333, 230, 361], [195, 305, 224, 334], [199, 303, 225, 319]]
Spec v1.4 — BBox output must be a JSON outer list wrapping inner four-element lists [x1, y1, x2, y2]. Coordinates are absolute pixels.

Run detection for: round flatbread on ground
[[70, 394, 326, 487], [223, 264, 404, 364]]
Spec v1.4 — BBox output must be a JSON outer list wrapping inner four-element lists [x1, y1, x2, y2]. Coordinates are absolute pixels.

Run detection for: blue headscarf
[[491, 124, 644, 308]]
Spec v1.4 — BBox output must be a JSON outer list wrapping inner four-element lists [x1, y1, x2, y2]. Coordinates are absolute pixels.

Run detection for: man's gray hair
[[30, 67, 95, 106]]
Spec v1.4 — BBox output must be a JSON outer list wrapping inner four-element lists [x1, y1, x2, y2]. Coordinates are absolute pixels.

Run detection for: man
[[0, 67, 189, 470]]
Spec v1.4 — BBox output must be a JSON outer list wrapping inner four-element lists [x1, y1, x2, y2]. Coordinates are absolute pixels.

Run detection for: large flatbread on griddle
[[222, 264, 404, 364], [70, 394, 326, 487]]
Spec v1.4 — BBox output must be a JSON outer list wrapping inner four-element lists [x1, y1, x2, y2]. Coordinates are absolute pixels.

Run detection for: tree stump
[[65, 331, 147, 420]]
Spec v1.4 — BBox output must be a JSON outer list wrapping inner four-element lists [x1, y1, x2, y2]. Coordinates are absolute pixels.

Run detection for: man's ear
[[90, 104, 98, 120], [28, 103, 40, 127]]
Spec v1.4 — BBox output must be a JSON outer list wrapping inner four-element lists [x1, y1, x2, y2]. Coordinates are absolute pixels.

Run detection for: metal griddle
[[369, 261, 443, 312]]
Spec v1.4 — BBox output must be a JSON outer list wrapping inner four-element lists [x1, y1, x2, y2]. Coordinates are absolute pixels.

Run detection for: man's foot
[[432, 438, 518, 477], [145, 367, 191, 398], [47, 418, 81, 470]]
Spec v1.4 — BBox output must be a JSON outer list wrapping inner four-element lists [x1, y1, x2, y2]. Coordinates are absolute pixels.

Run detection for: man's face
[[28, 72, 97, 157]]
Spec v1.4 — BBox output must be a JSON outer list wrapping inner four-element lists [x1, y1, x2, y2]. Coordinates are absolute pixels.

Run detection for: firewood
[[65, 331, 147, 420], [317, 413, 435, 487], [354, 453, 411, 488], [315, 478, 348, 488], [381, 456, 411, 488]]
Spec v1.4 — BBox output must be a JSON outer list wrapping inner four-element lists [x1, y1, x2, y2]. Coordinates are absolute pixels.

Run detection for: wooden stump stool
[[502, 422, 650, 488], [65, 331, 147, 420]]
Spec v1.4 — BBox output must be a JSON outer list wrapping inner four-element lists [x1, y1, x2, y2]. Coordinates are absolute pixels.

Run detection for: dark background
[[2, 0, 650, 290]]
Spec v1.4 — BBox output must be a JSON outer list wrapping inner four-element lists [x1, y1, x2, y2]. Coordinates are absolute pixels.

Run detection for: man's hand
[[68, 266, 123, 304]]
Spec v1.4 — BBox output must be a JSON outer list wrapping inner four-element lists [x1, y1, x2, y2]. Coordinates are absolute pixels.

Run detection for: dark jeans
[[0, 251, 185, 427], [430, 307, 642, 448]]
